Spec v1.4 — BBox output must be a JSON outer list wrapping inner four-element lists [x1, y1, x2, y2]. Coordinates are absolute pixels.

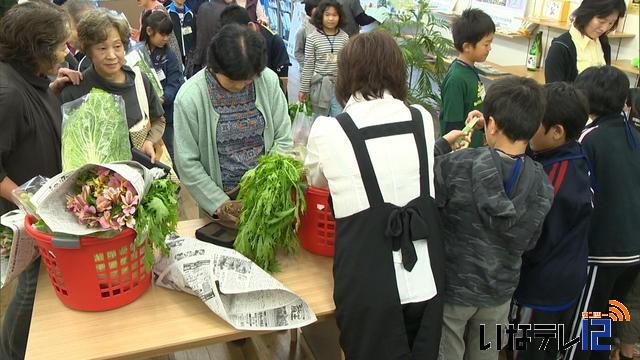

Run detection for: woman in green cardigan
[[173, 24, 292, 217]]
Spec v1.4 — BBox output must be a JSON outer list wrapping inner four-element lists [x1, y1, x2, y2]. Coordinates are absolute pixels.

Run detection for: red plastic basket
[[297, 186, 335, 256], [24, 216, 151, 311]]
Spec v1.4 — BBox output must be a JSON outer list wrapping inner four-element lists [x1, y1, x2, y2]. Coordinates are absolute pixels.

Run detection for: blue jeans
[[162, 122, 174, 161], [313, 95, 343, 120], [327, 95, 343, 117], [1, 260, 40, 360]]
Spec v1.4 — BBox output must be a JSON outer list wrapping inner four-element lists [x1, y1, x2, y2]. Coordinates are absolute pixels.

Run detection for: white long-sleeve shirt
[[305, 92, 438, 304]]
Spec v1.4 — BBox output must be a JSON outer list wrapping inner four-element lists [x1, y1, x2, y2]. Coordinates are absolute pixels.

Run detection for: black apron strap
[[335, 107, 431, 206], [408, 106, 430, 197], [335, 112, 385, 206]]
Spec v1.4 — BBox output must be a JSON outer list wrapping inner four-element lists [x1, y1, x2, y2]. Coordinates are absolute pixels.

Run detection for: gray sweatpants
[[438, 301, 510, 360]]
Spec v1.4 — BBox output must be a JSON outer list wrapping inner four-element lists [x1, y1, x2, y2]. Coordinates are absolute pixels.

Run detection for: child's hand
[[298, 92, 308, 102], [444, 130, 471, 150], [129, 27, 140, 42], [466, 110, 485, 129]]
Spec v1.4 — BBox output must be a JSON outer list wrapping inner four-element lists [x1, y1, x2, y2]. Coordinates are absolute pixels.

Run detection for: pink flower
[[95, 195, 112, 212], [77, 205, 97, 225], [95, 167, 111, 178], [98, 211, 120, 230], [121, 191, 138, 216], [114, 213, 136, 228], [102, 187, 121, 205]]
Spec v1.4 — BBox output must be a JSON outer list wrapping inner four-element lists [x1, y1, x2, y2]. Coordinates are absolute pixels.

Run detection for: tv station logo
[[581, 300, 631, 351], [479, 300, 631, 352]]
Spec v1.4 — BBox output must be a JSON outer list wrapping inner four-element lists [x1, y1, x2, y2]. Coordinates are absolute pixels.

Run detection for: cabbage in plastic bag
[[61, 88, 132, 171]]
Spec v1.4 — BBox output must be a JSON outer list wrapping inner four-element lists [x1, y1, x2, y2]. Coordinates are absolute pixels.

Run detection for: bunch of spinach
[[234, 153, 306, 272], [134, 179, 178, 270], [61, 88, 131, 171]]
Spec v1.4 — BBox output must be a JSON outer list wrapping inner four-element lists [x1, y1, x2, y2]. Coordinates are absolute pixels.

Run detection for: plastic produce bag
[[291, 103, 312, 161], [125, 42, 164, 97], [61, 88, 132, 171], [1, 210, 39, 288], [10, 176, 49, 217]]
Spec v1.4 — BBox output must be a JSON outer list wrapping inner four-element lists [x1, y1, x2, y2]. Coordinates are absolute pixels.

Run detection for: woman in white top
[[305, 31, 450, 359]]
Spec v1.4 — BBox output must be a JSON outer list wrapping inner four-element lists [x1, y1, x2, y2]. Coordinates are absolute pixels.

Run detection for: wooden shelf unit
[[612, 59, 640, 75], [433, 12, 532, 39], [523, 17, 636, 39]]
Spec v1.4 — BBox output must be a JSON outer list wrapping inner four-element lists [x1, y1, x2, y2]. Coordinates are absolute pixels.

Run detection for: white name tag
[[156, 69, 166, 81], [182, 26, 192, 35]]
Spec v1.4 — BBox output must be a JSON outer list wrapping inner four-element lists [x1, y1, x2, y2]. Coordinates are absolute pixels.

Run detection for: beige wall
[[100, 0, 143, 29]]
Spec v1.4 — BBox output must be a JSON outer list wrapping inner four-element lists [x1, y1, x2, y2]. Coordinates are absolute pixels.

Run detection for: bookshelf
[[612, 59, 640, 76], [433, 12, 532, 39], [522, 17, 636, 39]]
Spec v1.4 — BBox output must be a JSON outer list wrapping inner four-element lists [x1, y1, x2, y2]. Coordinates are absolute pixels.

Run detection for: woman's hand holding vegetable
[[298, 92, 307, 103], [141, 140, 156, 163], [50, 68, 83, 96]]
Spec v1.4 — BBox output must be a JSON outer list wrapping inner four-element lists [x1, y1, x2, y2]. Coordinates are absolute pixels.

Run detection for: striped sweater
[[299, 28, 349, 93]]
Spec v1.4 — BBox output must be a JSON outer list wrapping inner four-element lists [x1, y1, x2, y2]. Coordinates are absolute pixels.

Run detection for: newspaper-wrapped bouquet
[[27, 162, 178, 270], [66, 166, 139, 230]]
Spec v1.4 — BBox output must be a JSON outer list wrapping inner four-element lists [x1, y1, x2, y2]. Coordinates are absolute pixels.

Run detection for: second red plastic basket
[[297, 186, 335, 256], [24, 216, 151, 311]]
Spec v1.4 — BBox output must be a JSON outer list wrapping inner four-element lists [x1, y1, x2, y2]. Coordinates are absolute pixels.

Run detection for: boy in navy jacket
[[511, 82, 593, 360], [167, 0, 196, 66]]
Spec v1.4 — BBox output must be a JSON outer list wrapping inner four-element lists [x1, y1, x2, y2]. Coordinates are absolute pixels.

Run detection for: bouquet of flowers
[[32, 162, 178, 270], [66, 167, 139, 231]]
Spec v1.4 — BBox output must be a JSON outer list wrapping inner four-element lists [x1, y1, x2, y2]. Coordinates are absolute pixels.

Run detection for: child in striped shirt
[[298, 0, 348, 117]]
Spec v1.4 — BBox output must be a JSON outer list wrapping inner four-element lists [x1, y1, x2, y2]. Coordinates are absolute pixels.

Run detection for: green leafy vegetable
[[134, 179, 178, 271], [128, 47, 164, 98], [0, 225, 13, 257], [61, 88, 131, 171], [234, 153, 306, 272], [288, 100, 313, 122]]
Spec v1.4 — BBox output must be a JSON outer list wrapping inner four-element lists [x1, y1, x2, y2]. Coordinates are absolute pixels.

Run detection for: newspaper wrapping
[[154, 235, 318, 330], [1, 210, 39, 288], [30, 161, 161, 236]]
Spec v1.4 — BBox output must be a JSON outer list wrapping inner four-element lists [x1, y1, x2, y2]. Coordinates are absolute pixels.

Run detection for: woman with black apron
[[305, 31, 445, 359]]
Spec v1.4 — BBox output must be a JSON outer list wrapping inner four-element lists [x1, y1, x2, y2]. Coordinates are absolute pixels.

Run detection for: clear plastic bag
[[125, 42, 164, 97], [61, 88, 132, 171], [10, 176, 49, 217], [291, 103, 313, 161]]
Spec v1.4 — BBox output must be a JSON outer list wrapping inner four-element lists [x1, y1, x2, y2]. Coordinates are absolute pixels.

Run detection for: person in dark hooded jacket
[[434, 76, 554, 360]]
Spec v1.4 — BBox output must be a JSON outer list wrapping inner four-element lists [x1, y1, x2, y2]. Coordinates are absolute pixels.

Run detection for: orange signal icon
[[606, 300, 631, 322]]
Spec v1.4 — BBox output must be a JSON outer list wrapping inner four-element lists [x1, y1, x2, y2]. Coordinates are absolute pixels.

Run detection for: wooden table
[[445, 58, 546, 84], [478, 63, 546, 84], [25, 219, 335, 360]]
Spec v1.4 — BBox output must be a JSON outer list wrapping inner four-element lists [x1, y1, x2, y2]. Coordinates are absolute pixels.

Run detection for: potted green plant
[[381, 0, 454, 113]]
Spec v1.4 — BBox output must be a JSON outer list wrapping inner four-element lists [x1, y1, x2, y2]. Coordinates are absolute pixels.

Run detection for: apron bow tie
[[385, 206, 429, 271]]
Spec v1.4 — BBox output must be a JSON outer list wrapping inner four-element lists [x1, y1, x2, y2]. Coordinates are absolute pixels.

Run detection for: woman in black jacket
[[544, 0, 626, 83], [0, 2, 81, 359]]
